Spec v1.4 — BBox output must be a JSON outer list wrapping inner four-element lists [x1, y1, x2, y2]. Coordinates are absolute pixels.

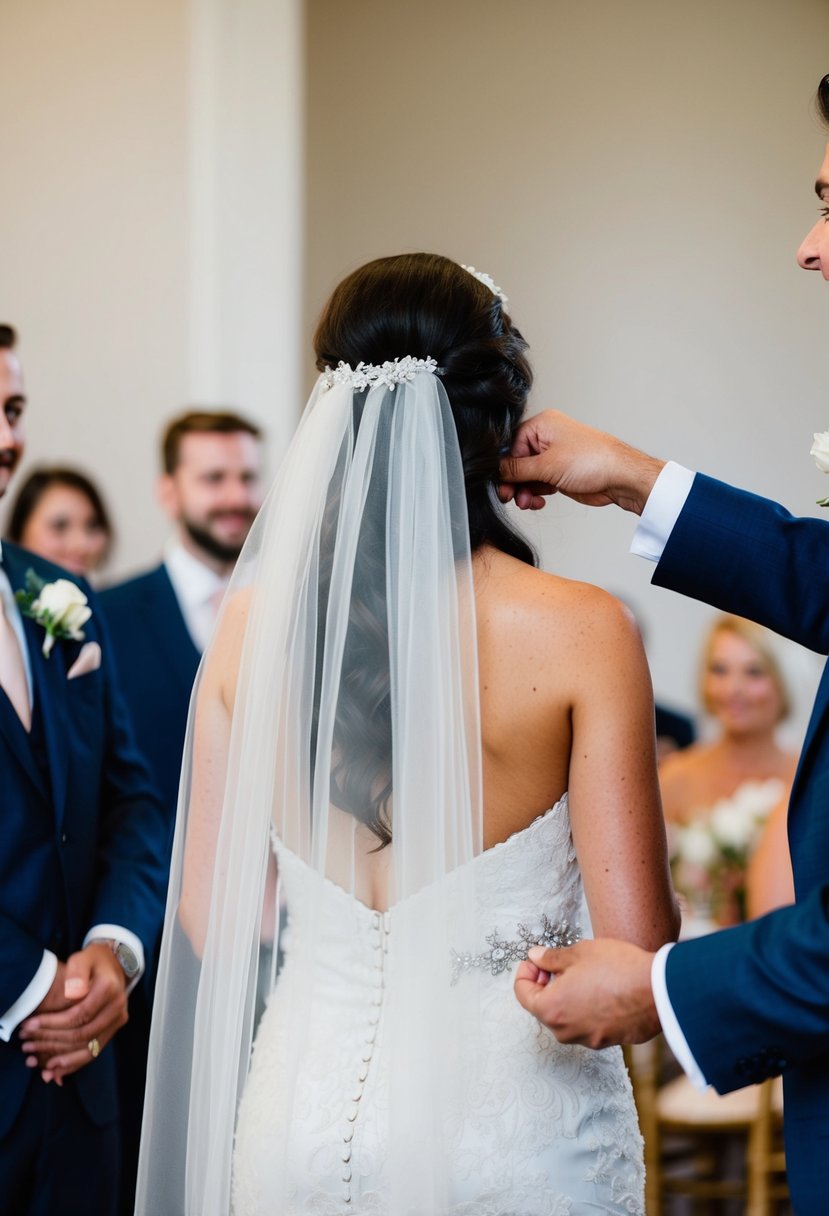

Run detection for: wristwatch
[[90, 937, 141, 981], [112, 940, 141, 980]]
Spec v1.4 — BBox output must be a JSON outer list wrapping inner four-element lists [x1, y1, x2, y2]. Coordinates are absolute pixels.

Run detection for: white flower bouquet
[[670, 778, 784, 927]]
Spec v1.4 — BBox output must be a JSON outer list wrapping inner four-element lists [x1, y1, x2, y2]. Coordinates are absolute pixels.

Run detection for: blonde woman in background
[[660, 614, 797, 929]]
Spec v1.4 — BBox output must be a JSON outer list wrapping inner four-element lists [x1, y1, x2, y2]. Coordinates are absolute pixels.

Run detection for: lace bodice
[[233, 797, 644, 1215]]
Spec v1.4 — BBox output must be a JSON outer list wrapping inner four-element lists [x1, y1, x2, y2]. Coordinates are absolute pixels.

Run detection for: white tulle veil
[[135, 356, 487, 1214]]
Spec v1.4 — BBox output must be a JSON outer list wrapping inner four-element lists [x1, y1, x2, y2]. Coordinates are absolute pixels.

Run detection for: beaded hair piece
[[321, 356, 440, 391], [460, 264, 509, 310]]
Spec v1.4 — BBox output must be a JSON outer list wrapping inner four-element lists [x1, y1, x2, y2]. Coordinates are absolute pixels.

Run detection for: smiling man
[[0, 326, 24, 495], [0, 327, 167, 1216], [101, 409, 263, 817]]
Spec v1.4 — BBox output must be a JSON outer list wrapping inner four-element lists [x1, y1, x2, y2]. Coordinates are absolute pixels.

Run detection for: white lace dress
[[232, 796, 644, 1215]]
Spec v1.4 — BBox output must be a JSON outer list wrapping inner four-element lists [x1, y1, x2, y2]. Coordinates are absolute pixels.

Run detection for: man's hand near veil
[[501, 409, 669, 1046], [498, 409, 665, 517]]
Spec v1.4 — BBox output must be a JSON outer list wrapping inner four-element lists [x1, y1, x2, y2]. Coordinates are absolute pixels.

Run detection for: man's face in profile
[[797, 141, 829, 279], [0, 349, 25, 500]]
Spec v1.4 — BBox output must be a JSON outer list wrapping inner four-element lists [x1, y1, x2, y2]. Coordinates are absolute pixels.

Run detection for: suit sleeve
[[653, 474, 829, 654], [84, 586, 169, 962], [664, 887, 829, 1093]]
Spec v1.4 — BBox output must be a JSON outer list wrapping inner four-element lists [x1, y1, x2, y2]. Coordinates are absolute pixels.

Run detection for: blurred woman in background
[[5, 465, 113, 580], [660, 614, 797, 929]]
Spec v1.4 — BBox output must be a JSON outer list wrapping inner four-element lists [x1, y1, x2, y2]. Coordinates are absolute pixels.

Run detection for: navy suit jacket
[[99, 564, 201, 834], [653, 474, 829, 1212], [654, 702, 695, 751], [0, 543, 168, 1140]]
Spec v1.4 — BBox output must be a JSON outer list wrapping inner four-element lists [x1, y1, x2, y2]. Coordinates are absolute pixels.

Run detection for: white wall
[[306, 0, 829, 729], [0, 0, 303, 579]]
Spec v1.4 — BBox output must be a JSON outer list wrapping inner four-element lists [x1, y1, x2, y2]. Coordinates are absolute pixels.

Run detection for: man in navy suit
[[508, 75, 829, 1214], [0, 325, 168, 1215], [100, 409, 263, 823], [99, 408, 262, 1210]]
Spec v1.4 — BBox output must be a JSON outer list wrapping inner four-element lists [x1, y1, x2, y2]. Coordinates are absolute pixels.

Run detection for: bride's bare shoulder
[[475, 547, 638, 648], [201, 586, 255, 707]]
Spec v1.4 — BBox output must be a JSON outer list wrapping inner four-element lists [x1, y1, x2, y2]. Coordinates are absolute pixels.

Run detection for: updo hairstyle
[[314, 252, 535, 566], [312, 254, 535, 847]]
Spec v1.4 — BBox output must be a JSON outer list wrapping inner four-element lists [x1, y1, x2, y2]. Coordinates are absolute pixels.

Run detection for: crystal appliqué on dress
[[450, 913, 582, 985]]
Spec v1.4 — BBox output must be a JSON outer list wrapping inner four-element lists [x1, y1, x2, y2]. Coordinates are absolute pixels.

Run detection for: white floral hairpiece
[[321, 356, 440, 391], [460, 264, 509, 310]]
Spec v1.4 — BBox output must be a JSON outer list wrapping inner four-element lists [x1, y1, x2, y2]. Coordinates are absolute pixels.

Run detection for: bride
[[136, 253, 679, 1215]]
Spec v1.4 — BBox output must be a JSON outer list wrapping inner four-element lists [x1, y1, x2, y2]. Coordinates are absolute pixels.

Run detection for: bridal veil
[[135, 356, 488, 1214]]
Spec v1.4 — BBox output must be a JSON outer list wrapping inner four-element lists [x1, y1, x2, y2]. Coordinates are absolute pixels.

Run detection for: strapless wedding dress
[[232, 796, 644, 1215]]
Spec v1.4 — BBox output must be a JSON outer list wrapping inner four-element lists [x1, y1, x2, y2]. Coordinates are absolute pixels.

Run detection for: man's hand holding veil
[[498, 409, 665, 516]]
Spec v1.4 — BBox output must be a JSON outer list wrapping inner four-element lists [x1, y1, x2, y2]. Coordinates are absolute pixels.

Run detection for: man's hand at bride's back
[[513, 938, 662, 1049], [498, 409, 665, 517]]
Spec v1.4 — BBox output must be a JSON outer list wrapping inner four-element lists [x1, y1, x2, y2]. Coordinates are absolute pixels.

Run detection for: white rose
[[675, 821, 717, 869], [710, 800, 754, 851], [730, 779, 782, 825], [34, 579, 92, 637], [811, 431, 829, 473]]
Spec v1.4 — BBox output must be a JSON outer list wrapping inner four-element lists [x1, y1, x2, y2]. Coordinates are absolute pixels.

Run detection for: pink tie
[[0, 586, 31, 732]]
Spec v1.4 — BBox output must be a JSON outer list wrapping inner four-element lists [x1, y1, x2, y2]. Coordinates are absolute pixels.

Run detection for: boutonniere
[[15, 569, 92, 658], [811, 431, 829, 506]]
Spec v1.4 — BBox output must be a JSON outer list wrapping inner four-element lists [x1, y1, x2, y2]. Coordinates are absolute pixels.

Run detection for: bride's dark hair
[[314, 252, 535, 563], [313, 253, 535, 845]]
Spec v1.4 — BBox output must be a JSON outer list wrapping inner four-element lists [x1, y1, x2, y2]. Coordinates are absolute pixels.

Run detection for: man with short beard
[[102, 409, 263, 820], [99, 408, 262, 1211]]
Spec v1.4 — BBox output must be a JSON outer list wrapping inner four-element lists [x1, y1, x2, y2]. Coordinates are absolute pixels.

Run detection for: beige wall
[[306, 0, 829, 728], [0, 0, 303, 579], [0, 0, 190, 575]]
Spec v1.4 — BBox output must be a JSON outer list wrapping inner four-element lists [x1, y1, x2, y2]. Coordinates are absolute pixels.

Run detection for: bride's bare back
[[474, 544, 678, 950]]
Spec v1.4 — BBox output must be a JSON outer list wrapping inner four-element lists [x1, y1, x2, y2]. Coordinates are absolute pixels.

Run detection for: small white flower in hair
[[460, 265, 509, 310]]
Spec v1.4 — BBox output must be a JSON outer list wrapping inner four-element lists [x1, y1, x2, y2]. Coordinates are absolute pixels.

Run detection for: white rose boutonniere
[[15, 569, 92, 657], [810, 430, 829, 505]]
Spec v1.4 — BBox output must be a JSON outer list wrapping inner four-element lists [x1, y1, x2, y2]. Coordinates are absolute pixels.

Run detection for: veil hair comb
[[321, 355, 441, 391]]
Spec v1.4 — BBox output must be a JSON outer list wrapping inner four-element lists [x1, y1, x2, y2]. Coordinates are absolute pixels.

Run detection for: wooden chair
[[624, 1039, 788, 1214]]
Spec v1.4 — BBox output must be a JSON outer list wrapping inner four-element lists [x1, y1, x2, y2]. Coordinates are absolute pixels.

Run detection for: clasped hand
[[513, 938, 661, 1049], [18, 942, 128, 1084]]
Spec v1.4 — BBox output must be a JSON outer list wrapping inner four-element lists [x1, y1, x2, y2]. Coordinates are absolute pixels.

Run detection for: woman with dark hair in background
[[136, 254, 679, 1216], [5, 465, 113, 579]]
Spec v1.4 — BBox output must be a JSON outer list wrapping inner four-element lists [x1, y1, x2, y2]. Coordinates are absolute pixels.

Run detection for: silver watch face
[[115, 942, 140, 978]]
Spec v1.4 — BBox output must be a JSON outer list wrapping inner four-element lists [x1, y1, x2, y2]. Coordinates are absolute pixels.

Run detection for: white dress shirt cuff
[[629, 462, 696, 563], [84, 924, 145, 995], [0, 950, 58, 1041], [651, 942, 709, 1091]]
